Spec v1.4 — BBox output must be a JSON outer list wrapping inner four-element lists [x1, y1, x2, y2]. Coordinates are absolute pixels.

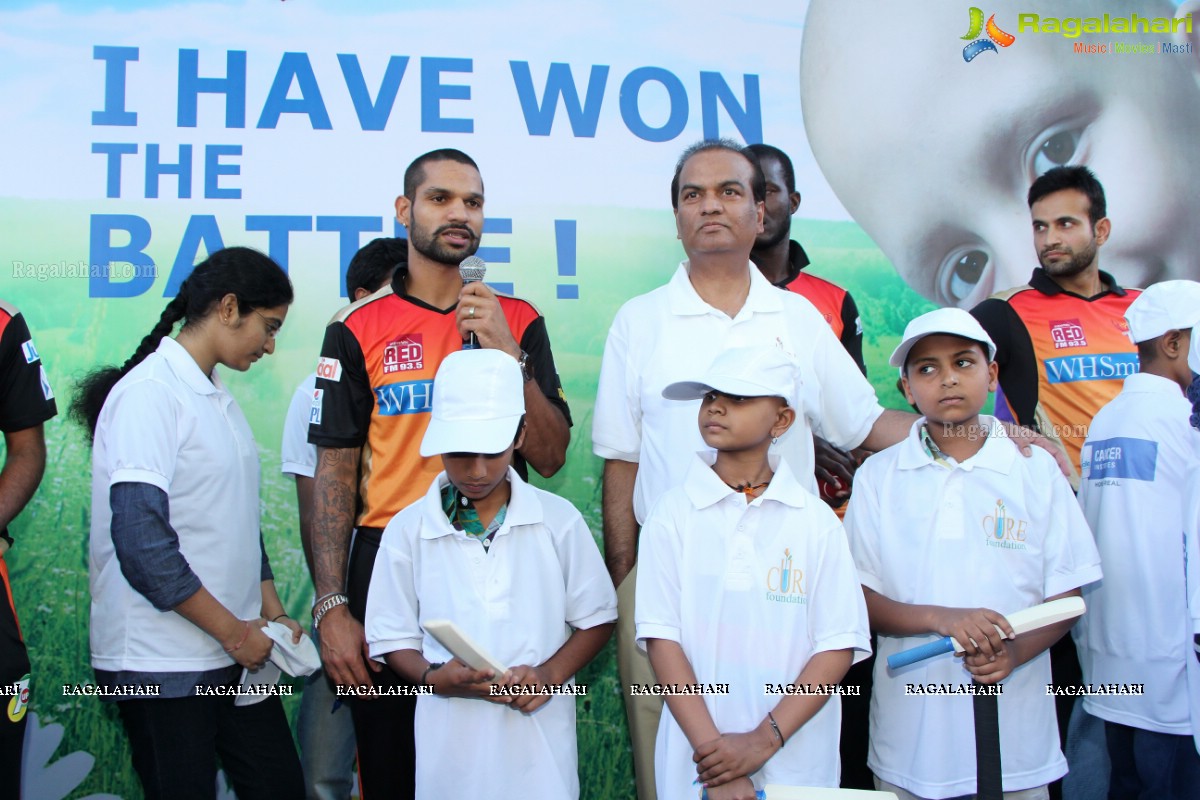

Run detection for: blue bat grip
[[887, 636, 955, 669], [699, 789, 765, 799]]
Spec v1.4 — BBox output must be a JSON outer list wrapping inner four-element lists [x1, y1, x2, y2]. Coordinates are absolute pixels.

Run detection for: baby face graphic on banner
[[802, 0, 1200, 307]]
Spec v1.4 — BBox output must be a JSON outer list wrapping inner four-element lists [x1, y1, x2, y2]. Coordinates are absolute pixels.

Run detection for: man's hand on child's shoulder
[[931, 606, 1014, 661], [1002, 423, 1071, 477], [428, 660, 512, 704], [693, 726, 778, 789]]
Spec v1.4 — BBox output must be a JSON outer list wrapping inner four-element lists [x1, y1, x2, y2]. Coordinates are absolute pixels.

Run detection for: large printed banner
[[2, 1, 1197, 796]]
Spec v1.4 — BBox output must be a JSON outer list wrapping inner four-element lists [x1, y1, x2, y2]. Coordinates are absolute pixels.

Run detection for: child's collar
[[898, 415, 1017, 475], [684, 452, 807, 510], [420, 467, 544, 538]]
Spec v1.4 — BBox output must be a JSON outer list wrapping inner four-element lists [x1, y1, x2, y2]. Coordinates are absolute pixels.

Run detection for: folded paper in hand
[[236, 621, 321, 707]]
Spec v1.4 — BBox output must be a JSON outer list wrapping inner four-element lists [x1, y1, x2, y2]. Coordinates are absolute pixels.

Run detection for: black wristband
[[421, 662, 445, 688]]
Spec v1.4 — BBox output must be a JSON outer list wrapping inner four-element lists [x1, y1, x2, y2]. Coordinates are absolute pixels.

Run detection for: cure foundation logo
[[962, 7, 1016, 62], [765, 548, 806, 604], [982, 499, 1028, 551]]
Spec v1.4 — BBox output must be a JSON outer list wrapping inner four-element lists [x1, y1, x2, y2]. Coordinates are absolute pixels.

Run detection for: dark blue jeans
[[118, 693, 303, 800], [1105, 721, 1200, 800]]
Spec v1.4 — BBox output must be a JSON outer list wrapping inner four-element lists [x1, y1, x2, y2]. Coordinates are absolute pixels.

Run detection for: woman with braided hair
[[72, 247, 304, 800]]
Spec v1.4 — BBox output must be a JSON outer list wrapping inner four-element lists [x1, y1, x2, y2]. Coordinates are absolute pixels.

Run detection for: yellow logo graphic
[[6, 674, 29, 723]]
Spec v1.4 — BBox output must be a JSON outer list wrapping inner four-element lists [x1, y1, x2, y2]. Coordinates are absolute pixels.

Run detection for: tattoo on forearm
[[311, 448, 358, 596]]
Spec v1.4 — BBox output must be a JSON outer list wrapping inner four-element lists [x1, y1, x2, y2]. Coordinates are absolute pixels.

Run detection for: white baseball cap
[[419, 350, 525, 457], [889, 307, 997, 372], [1124, 280, 1200, 344], [662, 346, 798, 408]]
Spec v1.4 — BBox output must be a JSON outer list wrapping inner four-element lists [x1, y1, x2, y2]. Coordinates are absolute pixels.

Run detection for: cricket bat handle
[[887, 636, 958, 669]]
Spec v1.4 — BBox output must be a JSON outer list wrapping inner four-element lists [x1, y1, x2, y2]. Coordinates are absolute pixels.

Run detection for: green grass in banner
[[2, 199, 933, 798]]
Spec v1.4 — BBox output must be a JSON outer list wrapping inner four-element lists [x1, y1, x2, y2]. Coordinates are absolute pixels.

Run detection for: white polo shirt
[[1076, 372, 1200, 735], [1189, 474, 1200, 638], [365, 468, 617, 800], [845, 416, 1101, 799], [90, 337, 262, 672], [635, 454, 870, 797], [281, 372, 318, 478], [1187, 476, 1200, 755], [592, 262, 883, 524]]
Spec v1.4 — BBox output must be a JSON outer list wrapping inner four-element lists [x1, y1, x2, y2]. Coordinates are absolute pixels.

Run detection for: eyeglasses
[[253, 310, 282, 340]]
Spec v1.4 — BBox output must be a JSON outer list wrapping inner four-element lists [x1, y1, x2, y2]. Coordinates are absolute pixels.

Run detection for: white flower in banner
[[21, 712, 123, 800], [216, 770, 237, 800]]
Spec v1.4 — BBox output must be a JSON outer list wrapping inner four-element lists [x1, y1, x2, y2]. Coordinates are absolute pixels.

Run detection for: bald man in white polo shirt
[[592, 139, 918, 799]]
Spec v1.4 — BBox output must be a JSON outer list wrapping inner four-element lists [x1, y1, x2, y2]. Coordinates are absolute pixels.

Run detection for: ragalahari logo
[[962, 7, 1016, 61]]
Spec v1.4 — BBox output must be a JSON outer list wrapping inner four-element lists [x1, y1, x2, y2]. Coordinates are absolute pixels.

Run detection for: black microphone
[[459, 256, 486, 349]]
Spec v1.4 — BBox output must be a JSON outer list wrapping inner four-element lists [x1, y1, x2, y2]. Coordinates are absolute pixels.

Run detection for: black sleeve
[[840, 292, 868, 378], [0, 312, 57, 433], [259, 532, 273, 582], [308, 321, 374, 448], [970, 298, 1039, 427], [519, 316, 573, 427]]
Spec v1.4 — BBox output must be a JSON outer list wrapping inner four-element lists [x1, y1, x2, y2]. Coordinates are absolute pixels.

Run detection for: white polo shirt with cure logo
[[635, 454, 870, 796], [845, 416, 1101, 798]]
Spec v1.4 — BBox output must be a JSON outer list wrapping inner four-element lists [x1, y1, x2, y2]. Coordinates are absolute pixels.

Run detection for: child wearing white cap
[[1075, 280, 1200, 799], [634, 345, 871, 799], [363, 349, 616, 800], [843, 307, 1101, 800]]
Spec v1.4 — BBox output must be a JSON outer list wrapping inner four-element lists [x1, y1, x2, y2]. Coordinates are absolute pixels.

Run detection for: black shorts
[[0, 559, 30, 793]]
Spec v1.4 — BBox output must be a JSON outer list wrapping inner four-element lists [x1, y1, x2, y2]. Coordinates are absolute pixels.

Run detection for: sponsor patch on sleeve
[[40, 365, 54, 401], [1080, 436, 1157, 481], [21, 340, 39, 364], [316, 357, 342, 383], [309, 389, 324, 425]]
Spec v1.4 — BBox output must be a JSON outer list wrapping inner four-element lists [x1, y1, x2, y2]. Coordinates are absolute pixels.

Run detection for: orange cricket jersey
[[1002, 283, 1141, 474], [784, 271, 850, 341], [310, 284, 552, 530]]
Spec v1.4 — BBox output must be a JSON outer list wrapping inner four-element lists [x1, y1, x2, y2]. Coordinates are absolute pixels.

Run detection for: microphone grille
[[459, 256, 487, 283]]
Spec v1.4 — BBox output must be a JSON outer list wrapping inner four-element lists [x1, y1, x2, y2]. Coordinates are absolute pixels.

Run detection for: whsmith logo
[[1018, 12, 1192, 39], [373, 380, 434, 416], [962, 7, 1016, 62], [1043, 353, 1138, 384]]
